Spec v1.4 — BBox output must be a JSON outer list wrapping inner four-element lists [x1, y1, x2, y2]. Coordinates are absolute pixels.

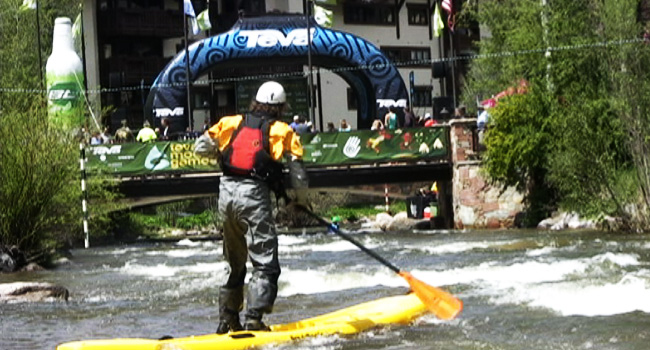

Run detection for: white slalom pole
[[79, 142, 90, 248], [384, 184, 390, 213]]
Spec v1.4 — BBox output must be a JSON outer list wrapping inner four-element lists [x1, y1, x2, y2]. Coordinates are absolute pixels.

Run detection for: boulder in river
[[0, 245, 27, 272], [0, 282, 69, 303]]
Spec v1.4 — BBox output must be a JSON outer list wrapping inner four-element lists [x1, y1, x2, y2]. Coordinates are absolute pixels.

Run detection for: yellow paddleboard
[[56, 293, 428, 350]]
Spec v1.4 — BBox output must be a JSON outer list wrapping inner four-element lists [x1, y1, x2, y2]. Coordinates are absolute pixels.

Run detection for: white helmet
[[255, 81, 286, 105]]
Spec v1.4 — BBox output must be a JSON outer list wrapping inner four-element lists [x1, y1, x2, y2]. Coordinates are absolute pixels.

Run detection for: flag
[[197, 9, 212, 31], [183, 0, 200, 35], [433, 3, 444, 37], [72, 13, 84, 56], [441, 0, 455, 32], [19, 0, 36, 11], [314, 3, 333, 28]]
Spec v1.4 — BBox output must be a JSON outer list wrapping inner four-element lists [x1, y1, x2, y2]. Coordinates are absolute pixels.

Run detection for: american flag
[[441, 0, 455, 31]]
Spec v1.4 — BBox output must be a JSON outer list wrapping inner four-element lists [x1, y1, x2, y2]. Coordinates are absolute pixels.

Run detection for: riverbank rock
[[0, 282, 69, 303], [0, 245, 27, 272], [537, 212, 596, 230], [364, 211, 425, 231]]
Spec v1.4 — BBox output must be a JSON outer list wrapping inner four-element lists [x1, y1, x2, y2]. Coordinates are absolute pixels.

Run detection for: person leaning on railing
[[135, 120, 157, 143]]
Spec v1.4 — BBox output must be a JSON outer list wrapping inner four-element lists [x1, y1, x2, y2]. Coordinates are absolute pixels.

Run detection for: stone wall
[[449, 119, 525, 229]]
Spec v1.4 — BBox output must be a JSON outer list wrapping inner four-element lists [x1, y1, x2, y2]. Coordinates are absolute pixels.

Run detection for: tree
[[1, 0, 118, 262], [462, 0, 650, 230]]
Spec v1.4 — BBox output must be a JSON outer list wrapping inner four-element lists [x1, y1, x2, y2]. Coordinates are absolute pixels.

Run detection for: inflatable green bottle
[[46, 17, 85, 128]]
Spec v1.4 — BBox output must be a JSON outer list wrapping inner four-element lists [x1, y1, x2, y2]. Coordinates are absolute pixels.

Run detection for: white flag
[[314, 3, 333, 28], [19, 0, 36, 11], [197, 9, 212, 32], [183, 0, 200, 35], [433, 3, 444, 38], [72, 13, 84, 56]]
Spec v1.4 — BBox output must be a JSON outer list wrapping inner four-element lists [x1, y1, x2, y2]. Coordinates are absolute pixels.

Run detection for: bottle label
[[47, 78, 84, 127]]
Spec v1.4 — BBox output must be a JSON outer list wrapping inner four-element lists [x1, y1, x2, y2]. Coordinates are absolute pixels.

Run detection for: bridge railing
[[86, 126, 450, 176]]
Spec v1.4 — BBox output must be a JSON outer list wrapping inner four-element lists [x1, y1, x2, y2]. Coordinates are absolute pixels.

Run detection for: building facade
[[82, 0, 478, 133]]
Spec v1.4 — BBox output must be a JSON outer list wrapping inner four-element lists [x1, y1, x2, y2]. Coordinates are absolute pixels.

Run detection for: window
[[347, 88, 357, 110], [343, 4, 395, 25], [381, 46, 431, 67], [412, 86, 432, 107], [407, 4, 428, 26], [243, 0, 265, 15]]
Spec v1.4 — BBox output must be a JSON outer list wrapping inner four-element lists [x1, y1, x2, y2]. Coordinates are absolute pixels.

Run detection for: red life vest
[[220, 113, 283, 181]]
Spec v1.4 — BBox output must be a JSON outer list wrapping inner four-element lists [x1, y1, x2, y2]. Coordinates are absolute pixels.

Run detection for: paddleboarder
[[203, 81, 306, 333]]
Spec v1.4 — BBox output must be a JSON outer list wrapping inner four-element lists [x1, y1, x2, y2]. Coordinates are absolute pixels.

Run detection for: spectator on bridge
[[295, 118, 313, 135], [384, 107, 399, 130], [90, 131, 102, 145], [205, 81, 306, 334], [114, 119, 134, 143], [339, 119, 351, 132], [371, 118, 384, 131], [326, 122, 336, 132], [424, 113, 436, 127], [477, 105, 491, 149], [289, 115, 300, 131], [136, 120, 157, 143], [100, 126, 112, 144], [454, 105, 467, 119], [403, 107, 415, 128], [161, 118, 171, 140]]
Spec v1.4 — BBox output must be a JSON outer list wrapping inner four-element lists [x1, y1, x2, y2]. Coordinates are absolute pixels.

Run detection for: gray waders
[[218, 176, 280, 324]]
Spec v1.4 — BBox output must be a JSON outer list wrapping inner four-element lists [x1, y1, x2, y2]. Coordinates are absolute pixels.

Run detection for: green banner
[[301, 127, 448, 165], [87, 141, 220, 175], [86, 127, 449, 175]]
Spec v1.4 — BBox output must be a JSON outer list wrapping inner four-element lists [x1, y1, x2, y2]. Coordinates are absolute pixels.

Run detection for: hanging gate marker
[[79, 142, 90, 248], [385, 184, 390, 213]]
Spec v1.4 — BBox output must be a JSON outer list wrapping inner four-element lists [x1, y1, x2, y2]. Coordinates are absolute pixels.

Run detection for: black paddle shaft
[[300, 207, 402, 274]]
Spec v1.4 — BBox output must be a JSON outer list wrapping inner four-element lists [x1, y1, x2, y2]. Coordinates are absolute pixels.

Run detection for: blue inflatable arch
[[145, 14, 408, 130]]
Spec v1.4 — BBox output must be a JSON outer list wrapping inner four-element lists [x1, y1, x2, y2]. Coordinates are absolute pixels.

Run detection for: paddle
[[297, 206, 463, 320]]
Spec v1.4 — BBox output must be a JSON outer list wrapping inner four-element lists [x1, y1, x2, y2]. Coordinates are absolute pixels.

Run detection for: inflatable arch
[[145, 14, 408, 131]]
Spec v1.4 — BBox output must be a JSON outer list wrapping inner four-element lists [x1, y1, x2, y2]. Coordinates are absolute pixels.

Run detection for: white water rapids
[[1, 229, 649, 349]]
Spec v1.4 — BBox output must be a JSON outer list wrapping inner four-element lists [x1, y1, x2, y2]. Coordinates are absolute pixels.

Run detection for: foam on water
[[278, 267, 402, 296], [144, 248, 218, 258], [176, 239, 217, 247], [269, 334, 343, 350], [279, 235, 382, 254], [281, 240, 369, 253], [278, 234, 310, 246], [119, 261, 227, 278], [414, 251, 650, 316], [402, 239, 522, 255], [506, 273, 650, 316], [525, 246, 562, 257]]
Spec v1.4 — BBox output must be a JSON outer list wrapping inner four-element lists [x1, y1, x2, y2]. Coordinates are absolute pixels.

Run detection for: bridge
[[88, 119, 511, 230], [87, 125, 455, 209]]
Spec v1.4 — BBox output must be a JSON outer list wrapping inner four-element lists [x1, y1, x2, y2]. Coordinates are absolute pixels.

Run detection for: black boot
[[216, 313, 243, 334], [217, 286, 244, 334], [243, 318, 270, 332]]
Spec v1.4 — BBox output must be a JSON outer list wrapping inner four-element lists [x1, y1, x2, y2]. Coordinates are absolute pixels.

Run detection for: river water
[[2, 229, 650, 350]]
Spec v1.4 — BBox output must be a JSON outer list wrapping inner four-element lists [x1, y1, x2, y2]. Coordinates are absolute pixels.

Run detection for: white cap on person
[[256, 81, 286, 105]]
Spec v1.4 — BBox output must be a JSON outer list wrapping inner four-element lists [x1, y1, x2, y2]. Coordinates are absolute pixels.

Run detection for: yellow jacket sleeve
[[207, 115, 303, 160], [207, 115, 243, 153], [269, 121, 303, 160]]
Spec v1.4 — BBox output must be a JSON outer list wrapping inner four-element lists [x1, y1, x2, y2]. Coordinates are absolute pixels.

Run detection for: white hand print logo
[[343, 136, 361, 158]]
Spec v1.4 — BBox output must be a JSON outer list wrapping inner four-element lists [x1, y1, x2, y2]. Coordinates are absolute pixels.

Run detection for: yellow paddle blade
[[398, 271, 463, 320]]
